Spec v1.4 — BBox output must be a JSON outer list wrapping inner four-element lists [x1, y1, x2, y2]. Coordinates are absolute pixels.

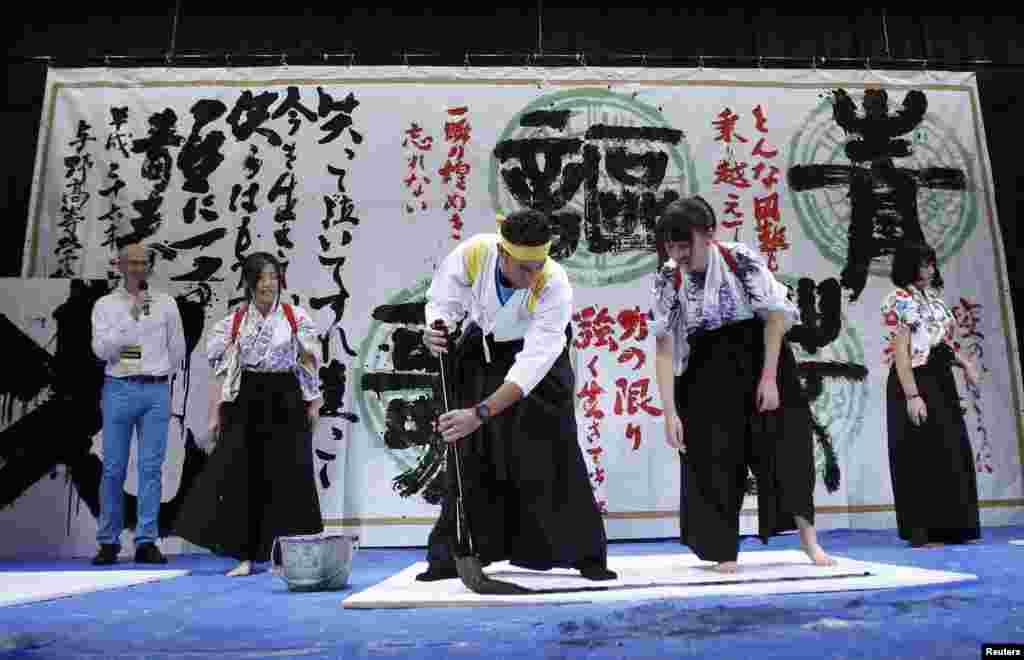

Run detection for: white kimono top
[[881, 286, 960, 368], [424, 233, 572, 397], [207, 301, 321, 403], [651, 240, 800, 376]]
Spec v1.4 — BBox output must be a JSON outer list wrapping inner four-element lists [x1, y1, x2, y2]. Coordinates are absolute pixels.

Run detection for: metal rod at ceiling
[[5, 51, 1011, 70], [168, 0, 182, 60], [750, 9, 759, 63], [849, 13, 862, 60], [920, 18, 932, 65], [882, 9, 892, 59], [537, 0, 543, 57]]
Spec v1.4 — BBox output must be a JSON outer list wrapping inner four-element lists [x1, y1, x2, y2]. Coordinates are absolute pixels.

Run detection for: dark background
[[5, 8, 1022, 352]]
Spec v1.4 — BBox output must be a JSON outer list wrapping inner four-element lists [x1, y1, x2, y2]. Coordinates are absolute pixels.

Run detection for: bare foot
[[226, 560, 252, 577], [802, 544, 837, 566], [711, 561, 738, 573]]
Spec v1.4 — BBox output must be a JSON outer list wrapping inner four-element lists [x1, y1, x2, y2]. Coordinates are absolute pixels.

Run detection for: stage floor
[[342, 549, 975, 609], [1, 527, 1022, 659]]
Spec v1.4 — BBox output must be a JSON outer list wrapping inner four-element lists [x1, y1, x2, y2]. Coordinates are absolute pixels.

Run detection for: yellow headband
[[495, 214, 551, 262]]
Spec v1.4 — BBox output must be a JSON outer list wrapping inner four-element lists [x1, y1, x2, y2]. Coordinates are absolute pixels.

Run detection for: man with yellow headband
[[417, 209, 615, 583]]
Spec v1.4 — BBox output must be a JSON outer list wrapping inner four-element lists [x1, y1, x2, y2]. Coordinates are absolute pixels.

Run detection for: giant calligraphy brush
[[433, 320, 528, 596]]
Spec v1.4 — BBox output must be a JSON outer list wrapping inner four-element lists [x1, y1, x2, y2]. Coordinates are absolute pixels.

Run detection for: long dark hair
[[891, 241, 943, 290], [241, 251, 286, 304], [654, 195, 716, 266]]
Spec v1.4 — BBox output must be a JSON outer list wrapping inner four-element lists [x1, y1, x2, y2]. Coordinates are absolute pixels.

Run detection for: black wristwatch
[[474, 401, 491, 423]]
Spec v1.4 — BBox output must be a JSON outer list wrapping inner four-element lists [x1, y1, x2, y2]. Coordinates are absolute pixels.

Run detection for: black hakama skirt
[[676, 318, 816, 563], [423, 324, 609, 573], [173, 371, 323, 561], [886, 342, 980, 545]]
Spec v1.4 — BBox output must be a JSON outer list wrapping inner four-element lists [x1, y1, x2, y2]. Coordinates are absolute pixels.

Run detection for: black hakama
[[676, 318, 816, 563], [886, 342, 980, 545], [422, 324, 609, 574], [173, 371, 323, 561]]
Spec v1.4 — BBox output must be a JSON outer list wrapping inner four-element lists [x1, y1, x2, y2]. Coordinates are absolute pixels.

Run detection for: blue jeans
[[97, 377, 171, 547]]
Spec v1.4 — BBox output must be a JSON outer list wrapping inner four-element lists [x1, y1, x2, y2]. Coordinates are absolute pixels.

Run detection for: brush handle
[[431, 320, 476, 557]]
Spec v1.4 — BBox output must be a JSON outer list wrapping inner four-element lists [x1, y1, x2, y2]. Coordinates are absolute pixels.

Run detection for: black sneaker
[[574, 559, 618, 581], [91, 544, 120, 566], [134, 543, 168, 564], [415, 561, 459, 581]]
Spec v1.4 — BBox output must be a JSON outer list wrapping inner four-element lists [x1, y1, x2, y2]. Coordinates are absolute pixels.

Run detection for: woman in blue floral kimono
[[174, 252, 324, 576], [650, 197, 834, 573]]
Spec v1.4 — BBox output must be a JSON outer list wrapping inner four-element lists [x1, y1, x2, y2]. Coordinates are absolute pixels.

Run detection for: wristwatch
[[474, 401, 491, 423]]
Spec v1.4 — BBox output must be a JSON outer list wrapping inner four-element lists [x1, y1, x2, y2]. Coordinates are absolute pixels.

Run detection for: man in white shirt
[[417, 209, 614, 583], [90, 240, 186, 565]]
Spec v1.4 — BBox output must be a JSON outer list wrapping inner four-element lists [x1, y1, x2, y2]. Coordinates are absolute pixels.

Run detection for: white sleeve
[[424, 242, 473, 330], [293, 305, 321, 365], [650, 270, 682, 339], [733, 244, 800, 331], [293, 306, 323, 402], [205, 313, 233, 372], [505, 280, 572, 397], [649, 269, 692, 376]]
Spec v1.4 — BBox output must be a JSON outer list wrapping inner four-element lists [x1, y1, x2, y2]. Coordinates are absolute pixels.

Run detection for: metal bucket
[[271, 532, 360, 592]]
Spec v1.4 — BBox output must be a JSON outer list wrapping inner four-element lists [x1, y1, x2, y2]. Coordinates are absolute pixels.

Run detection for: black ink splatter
[[493, 118, 684, 258], [177, 99, 227, 195], [316, 88, 362, 145], [0, 280, 208, 537], [788, 88, 967, 301], [170, 256, 224, 282], [520, 109, 572, 131], [167, 228, 229, 251], [785, 278, 842, 354], [225, 90, 282, 146]]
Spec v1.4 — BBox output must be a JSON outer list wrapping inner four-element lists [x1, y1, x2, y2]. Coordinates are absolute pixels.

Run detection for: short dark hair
[[654, 196, 716, 264], [242, 252, 285, 302], [115, 235, 144, 252], [500, 209, 552, 248], [891, 241, 943, 290]]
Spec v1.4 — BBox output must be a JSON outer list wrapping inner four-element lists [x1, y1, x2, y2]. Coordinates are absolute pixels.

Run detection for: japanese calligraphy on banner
[[16, 66, 1022, 550], [711, 105, 787, 269]]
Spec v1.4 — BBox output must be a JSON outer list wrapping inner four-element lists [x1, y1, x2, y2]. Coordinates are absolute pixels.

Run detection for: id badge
[[120, 344, 143, 373]]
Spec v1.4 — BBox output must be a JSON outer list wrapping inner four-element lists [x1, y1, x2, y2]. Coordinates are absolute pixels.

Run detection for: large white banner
[[10, 65, 1022, 551]]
